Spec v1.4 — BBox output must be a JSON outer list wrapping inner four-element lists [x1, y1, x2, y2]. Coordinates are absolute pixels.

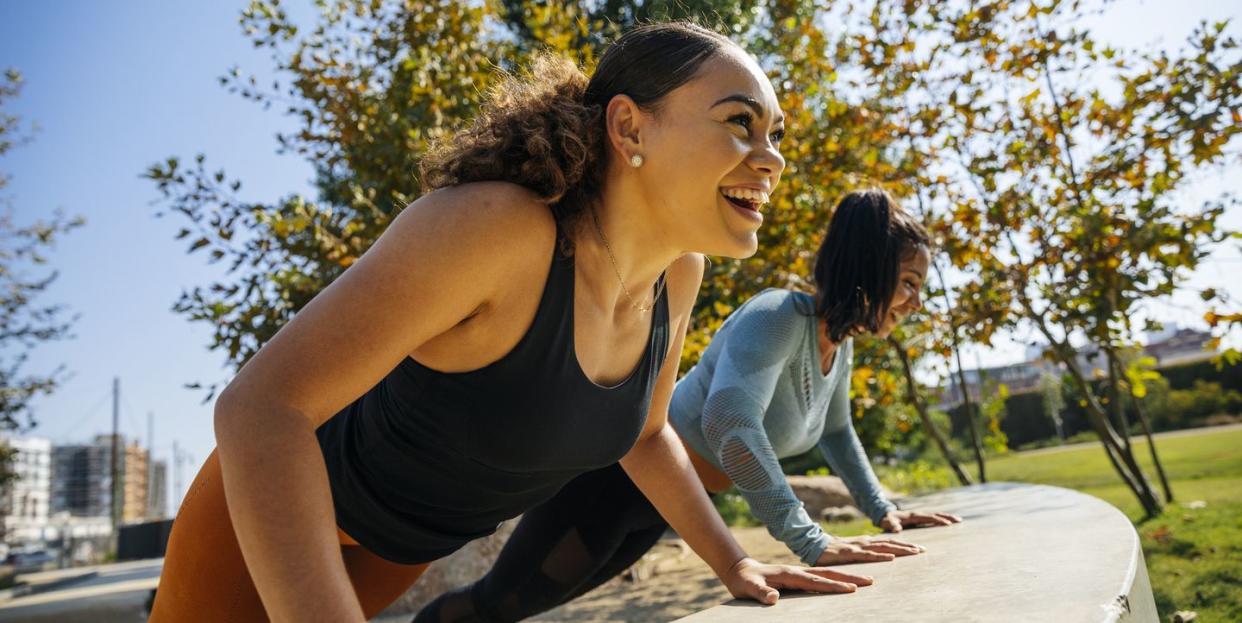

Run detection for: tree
[[0, 69, 84, 486], [889, 334, 973, 485], [780, 0, 1240, 513], [898, 0, 1241, 516], [145, 0, 908, 388], [148, 2, 1242, 518]]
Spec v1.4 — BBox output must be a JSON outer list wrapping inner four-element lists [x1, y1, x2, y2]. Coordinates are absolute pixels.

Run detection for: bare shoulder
[[663, 253, 706, 321], [389, 181, 557, 266], [214, 181, 561, 427]]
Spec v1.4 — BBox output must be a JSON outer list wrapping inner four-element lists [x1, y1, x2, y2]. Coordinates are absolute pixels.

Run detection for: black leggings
[[413, 464, 670, 622]]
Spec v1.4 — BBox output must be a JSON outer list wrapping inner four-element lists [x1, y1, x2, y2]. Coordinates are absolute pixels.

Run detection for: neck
[[570, 176, 679, 315], [816, 318, 840, 372]]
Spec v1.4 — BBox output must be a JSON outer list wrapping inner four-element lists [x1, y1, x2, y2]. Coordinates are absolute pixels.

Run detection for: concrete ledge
[[675, 482, 1158, 623]]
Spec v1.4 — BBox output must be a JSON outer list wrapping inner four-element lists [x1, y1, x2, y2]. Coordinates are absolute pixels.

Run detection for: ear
[[604, 94, 645, 163]]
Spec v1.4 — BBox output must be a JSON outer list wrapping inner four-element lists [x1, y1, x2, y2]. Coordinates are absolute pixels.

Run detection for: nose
[[749, 140, 785, 181], [908, 289, 923, 312]]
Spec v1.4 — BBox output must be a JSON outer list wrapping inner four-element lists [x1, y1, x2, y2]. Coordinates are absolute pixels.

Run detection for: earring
[[629, 154, 644, 168]]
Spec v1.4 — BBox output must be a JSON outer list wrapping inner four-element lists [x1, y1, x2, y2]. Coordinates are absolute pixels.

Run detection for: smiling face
[[615, 48, 786, 259], [874, 245, 931, 338]]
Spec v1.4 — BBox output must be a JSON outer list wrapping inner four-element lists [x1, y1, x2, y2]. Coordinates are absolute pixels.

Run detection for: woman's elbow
[[212, 385, 247, 449], [214, 384, 315, 452]]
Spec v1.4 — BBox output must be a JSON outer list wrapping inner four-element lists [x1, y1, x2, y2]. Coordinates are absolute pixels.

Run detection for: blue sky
[[2, 1, 1240, 510]]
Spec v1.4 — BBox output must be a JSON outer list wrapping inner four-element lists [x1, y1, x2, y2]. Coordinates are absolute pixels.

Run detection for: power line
[[47, 387, 112, 443]]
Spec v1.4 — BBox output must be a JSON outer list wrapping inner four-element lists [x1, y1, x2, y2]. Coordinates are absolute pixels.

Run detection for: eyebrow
[[711, 94, 785, 126], [904, 268, 927, 280]]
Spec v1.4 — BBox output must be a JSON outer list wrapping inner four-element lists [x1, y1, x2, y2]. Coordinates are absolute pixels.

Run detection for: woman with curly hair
[[419, 189, 962, 622], [149, 22, 874, 622]]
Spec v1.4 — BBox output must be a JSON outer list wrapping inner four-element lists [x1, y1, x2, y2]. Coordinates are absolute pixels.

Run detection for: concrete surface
[[0, 559, 160, 622], [674, 482, 1159, 623]]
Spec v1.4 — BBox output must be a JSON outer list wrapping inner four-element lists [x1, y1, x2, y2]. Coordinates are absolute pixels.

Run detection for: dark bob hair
[[420, 22, 737, 229], [813, 189, 931, 343]]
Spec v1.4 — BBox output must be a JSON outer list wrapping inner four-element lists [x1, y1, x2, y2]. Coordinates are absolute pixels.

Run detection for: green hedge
[[948, 357, 1242, 449]]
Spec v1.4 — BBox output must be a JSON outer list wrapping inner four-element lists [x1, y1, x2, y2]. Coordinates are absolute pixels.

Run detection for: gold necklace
[[589, 208, 665, 313]]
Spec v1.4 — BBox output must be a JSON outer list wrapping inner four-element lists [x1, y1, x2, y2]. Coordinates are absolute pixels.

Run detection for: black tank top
[[316, 236, 670, 564]]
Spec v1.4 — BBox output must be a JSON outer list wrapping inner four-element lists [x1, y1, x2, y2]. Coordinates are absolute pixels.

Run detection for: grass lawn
[[971, 427, 1242, 621]]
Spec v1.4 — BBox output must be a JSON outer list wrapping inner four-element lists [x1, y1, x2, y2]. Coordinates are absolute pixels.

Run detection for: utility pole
[[110, 377, 121, 532]]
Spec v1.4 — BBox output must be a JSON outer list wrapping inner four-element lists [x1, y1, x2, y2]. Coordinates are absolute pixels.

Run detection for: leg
[[150, 450, 428, 622], [344, 544, 429, 619], [415, 464, 668, 623]]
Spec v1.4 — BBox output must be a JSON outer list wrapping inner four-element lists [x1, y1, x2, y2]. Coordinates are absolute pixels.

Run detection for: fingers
[[807, 567, 875, 587], [865, 536, 920, 549], [754, 584, 780, 605], [902, 511, 961, 528], [732, 577, 780, 605], [821, 547, 900, 565], [773, 569, 859, 594], [881, 516, 903, 533], [839, 548, 894, 563], [912, 513, 955, 527], [864, 543, 921, 557]]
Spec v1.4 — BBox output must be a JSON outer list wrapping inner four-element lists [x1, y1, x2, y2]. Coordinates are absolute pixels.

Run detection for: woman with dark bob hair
[[418, 189, 962, 622], [150, 22, 874, 622]]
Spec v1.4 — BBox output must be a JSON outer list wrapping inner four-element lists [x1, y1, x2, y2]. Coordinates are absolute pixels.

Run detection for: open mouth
[[720, 187, 770, 214]]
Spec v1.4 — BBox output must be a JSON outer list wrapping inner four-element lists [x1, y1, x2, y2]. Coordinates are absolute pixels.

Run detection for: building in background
[[51, 437, 113, 519], [122, 441, 149, 524], [1143, 327, 1216, 366], [937, 325, 1218, 407], [50, 435, 157, 524], [1, 436, 52, 545], [148, 459, 168, 520], [2, 432, 167, 562]]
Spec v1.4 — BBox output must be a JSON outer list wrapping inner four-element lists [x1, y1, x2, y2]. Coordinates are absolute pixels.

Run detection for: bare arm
[[619, 255, 743, 575], [213, 183, 556, 621], [621, 257, 872, 604]]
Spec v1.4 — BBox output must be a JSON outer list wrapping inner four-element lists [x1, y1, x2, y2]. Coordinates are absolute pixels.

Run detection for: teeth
[[721, 188, 770, 204]]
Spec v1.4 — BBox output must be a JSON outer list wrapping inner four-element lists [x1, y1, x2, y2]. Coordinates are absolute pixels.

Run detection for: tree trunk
[[931, 257, 986, 482], [952, 341, 987, 483], [1058, 348, 1162, 516], [889, 336, 973, 486], [1105, 348, 1133, 453], [1013, 293, 1162, 517], [1131, 393, 1174, 504]]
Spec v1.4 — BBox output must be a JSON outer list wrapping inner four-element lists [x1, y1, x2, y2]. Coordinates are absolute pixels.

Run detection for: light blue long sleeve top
[[669, 288, 896, 565]]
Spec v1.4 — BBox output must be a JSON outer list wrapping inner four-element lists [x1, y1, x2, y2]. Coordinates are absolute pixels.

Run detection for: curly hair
[[812, 189, 932, 343], [419, 22, 736, 231], [420, 54, 600, 226]]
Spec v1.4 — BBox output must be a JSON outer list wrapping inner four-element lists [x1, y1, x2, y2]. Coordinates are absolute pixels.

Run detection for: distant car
[[4, 550, 56, 574]]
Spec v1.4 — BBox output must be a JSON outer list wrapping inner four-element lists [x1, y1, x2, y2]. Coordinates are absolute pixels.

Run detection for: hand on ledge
[[880, 509, 963, 533], [722, 557, 874, 605], [815, 535, 924, 565]]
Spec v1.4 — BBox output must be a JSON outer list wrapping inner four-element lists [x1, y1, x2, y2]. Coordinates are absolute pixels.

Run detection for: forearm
[[731, 487, 830, 565], [700, 395, 828, 564], [620, 423, 747, 577], [819, 429, 896, 524], [216, 403, 364, 622]]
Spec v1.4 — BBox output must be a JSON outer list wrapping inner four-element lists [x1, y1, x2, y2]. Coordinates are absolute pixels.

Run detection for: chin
[[698, 227, 758, 259], [726, 234, 759, 259]]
